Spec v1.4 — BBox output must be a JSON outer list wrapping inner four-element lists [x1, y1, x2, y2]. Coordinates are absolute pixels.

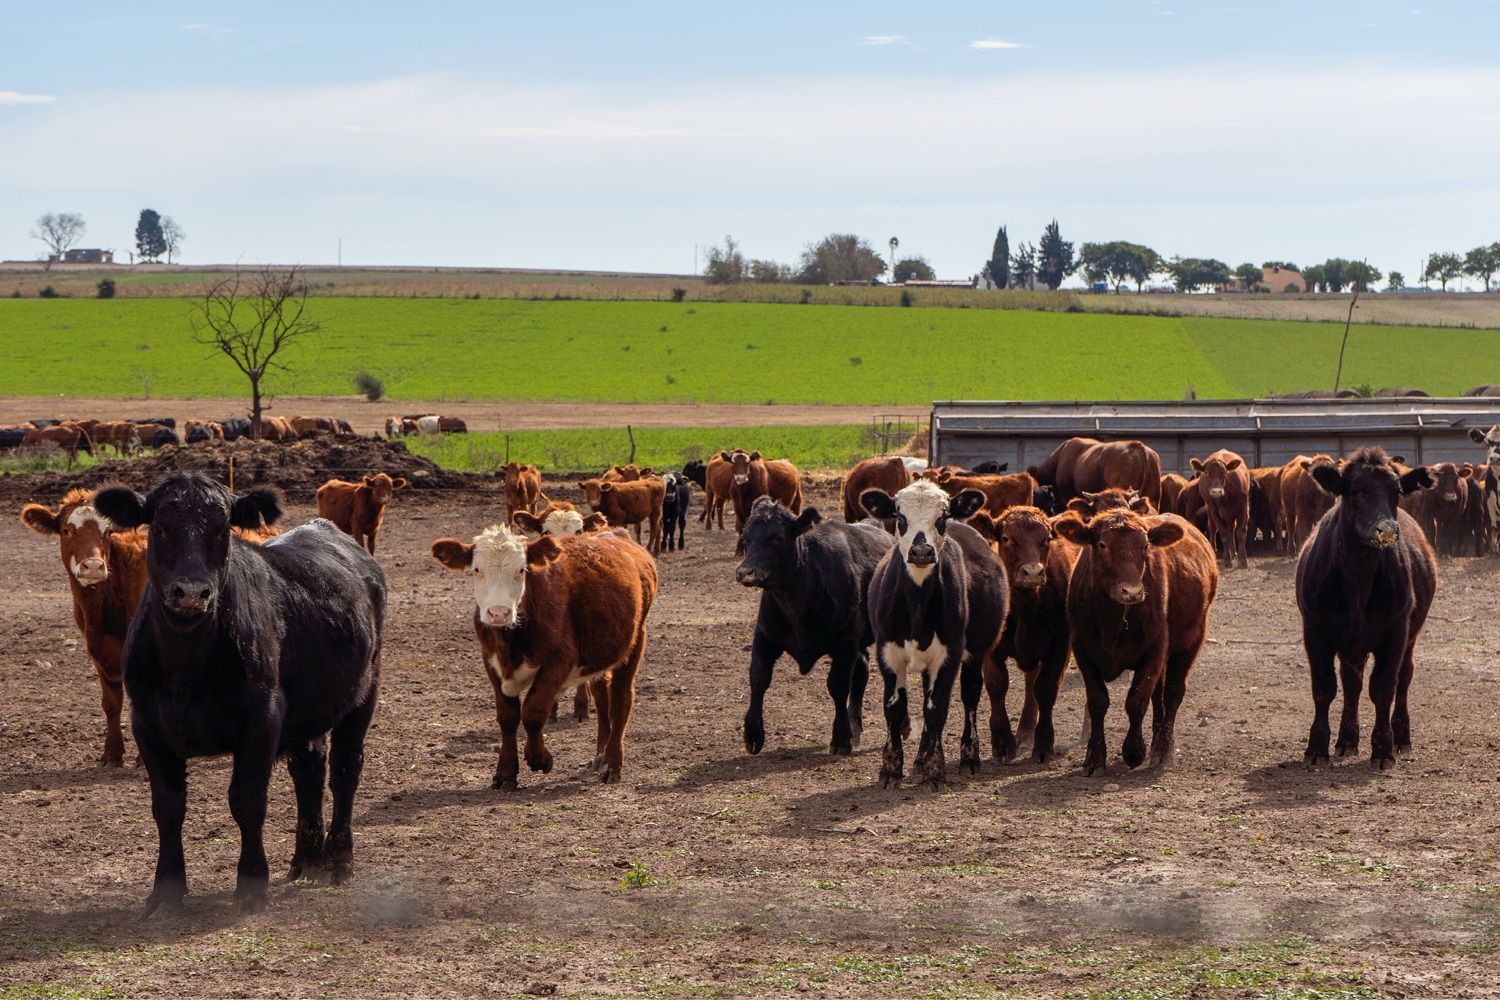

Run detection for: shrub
[[799, 289, 813, 304], [38, 285, 60, 298], [96, 279, 117, 299], [899, 289, 914, 307], [9, 290, 20, 298], [354, 372, 386, 402], [670, 288, 687, 302]]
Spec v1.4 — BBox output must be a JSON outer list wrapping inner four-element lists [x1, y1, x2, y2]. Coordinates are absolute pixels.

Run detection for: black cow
[[682, 459, 707, 490], [1031, 485, 1060, 515], [861, 480, 1008, 787], [735, 497, 894, 755], [147, 426, 178, 448], [335, 419, 356, 437], [220, 418, 252, 441], [94, 473, 386, 915], [661, 472, 691, 552], [1295, 447, 1436, 770], [129, 416, 176, 429], [969, 460, 1010, 474]]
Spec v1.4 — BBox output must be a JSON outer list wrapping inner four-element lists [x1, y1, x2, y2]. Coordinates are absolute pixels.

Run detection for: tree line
[[705, 224, 1500, 293], [28, 209, 185, 265]]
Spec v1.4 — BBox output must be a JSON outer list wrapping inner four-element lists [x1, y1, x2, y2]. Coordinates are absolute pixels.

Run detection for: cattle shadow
[[0, 895, 254, 964], [1237, 756, 1389, 807], [356, 772, 594, 826], [639, 742, 861, 794], [0, 763, 147, 796]]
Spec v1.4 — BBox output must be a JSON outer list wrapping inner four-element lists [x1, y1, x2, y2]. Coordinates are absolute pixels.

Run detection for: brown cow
[[21, 488, 149, 765], [842, 456, 913, 524], [727, 452, 804, 544], [602, 464, 650, 482], [84, 420, 142, 456], [254, 415, 296, 441], [1190, 449, 1251, 568], [1055, 509, 1219, 775], [315, 473, 409, 555], [1029, 437, 1163, 509], [928, 469, 1035, 518], [430, 525, 658, 787], [501, 463, 543, 519], [21, 424, 93, 467], [1159, 473, 1189, 514], [700, 452, 737, 530], [583, 477, 666, 555], [1282, 454, 1337, 549], [1400, 461, 1472, 553], [1066, 487, 1154, 518], [512, 507, 609, 538], [184, 420, 224, 444], [290, 415, 337, 437], [1250, 466, 1286, 552], [437, 416, 468, 433], [967, 506, 1079, 763]]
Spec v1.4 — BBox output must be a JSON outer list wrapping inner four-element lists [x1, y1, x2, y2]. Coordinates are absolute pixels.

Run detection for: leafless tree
[[161, 216, 185, 264], [192, 266, 321, 439], [31, 212, 87, 266]]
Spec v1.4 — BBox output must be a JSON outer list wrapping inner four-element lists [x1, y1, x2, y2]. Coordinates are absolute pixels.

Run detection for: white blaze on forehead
[[66, 505, 107, 531], [470, 523, 529, 623], [892, 480, 952, 574], [543, 509, 584, 536]]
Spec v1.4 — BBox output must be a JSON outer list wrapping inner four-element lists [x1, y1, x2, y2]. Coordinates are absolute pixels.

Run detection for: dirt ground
[[4, 478, 1500, 998], [0, 397, 924, 437]]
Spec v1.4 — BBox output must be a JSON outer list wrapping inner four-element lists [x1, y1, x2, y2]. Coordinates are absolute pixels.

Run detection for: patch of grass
[[0, 988, 119, 1000], [3, 299, 1496, 404], [618, 860, 656, 891]]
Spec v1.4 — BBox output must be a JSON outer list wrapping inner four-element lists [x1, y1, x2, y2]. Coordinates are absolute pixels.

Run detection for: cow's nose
[[735, 565, 763, 587], [1016, 562, 1046, 585], [1208, 487, 1225, 498], [483, 606, 514, 626], [1113, 582, 1146, 604], [168, 579, 214, 613], [907, 543, 936, 565], [76, 557, 107, 581], [1372, 519, 1399, 548], [1443, 492, 1458, 501]]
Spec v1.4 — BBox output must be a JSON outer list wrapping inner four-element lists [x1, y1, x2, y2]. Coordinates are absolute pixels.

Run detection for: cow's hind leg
[[286, 733, 329, 881], [573, 683, 590, 722], [590, 674, 612, 770], [1336, 653, 1365, 757], [600, 631, 646, 783], [326, 685, 378, 886], [1015, 667, 1039, 751], [1150, 643, 1199, 766], [1031, 645, 1068, 764], [1393, 640, 1417, 756], [959, 654, 987, 773], [848, 652, 869, 750], [1368, 636, 1404, 770]]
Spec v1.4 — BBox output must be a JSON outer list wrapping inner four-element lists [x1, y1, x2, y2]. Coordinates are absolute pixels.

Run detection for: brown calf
[[583, 477, 667, 555], [1400, 461, 1472, 553], [1250, 466, 1286, 552], [602, 464, 651, 482], [968, 506, 1080, 763], [1190, 449, 1251, 568], [1159, 473, 1189, 514], [21, 425, 93, 467], [1282, 454, 1337, 549], [21, 489, 149, 765], [430, 525, 658, 787], [1055, 509, 1219, 775], [290, 415, 337, 437], [254, 415, 297, 441], [700, 453, 736, 530], [315, 473, 409, 555], [928, 469, 1035, 518], [501, 463, 543, 519], [842, 456, 912, 523], [1066, 487, 1154, 517], [728, 452, 804, 545]]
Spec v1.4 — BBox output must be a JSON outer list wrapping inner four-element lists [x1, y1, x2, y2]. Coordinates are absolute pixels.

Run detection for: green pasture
[[1, 298, 1495, 403]]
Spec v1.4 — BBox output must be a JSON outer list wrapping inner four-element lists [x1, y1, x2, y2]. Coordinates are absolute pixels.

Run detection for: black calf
[[661, 472, 691, 551]]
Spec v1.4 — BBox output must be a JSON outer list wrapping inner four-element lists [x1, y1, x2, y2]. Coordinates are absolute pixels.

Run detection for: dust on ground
[[3, 476, 1500, 997]]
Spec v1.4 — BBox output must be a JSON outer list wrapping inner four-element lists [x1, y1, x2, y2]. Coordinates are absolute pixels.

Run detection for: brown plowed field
[[4, 478, 1500, 997]]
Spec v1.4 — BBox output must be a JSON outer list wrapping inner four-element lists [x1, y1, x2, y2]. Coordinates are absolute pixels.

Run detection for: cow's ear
[[94, 486, 150, 529], [526, 534, 563, 567], [581, 512, 609, 533], [1400, 467, 1434, 495], [640, 467, 654, 477], [967, 510, 998, 540], [1052, 512, 1094, 547], [19, 503, 60, 536], [430, 537, 474, 569], [1066, 497, 1091, 514], [1189, 458, 1203, 472], [393, 476, 409, 489], [1310, 462, 1345, 497], [1459, 464, 1474, 479], [361, 476, 373, 486], [600, 482, 616, 494], [860, 489, 897, 520], [750, 495, 776, 514], [995, 462, 1008, 472], [1224, 457, 1243, 471], [511, 511, 545, 535], [1147, 519, 1185, 547], [232, 487, 283, 529], [936, 470, 954, 484], [1470, 428, 1488, 444], [1129, 493, 1152, 513], [719, 451, 731, 462], [791, 508, 822, 536], [948, 489, 987, 520]]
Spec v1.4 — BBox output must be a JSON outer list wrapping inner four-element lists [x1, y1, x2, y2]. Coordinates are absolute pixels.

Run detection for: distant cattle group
[[19, 425, 1496, 917]]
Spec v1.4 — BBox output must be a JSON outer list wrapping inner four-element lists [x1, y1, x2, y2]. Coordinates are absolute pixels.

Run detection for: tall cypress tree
[[987, 225, 1010, 289], [1036, 218, 1076, 290], [135, 209, 166, 262]]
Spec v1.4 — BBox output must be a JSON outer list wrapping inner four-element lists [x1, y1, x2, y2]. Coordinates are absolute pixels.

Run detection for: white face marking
[[882, 639, 949, 706], [891, 480, 951, 582], [543, 509, 584, 536], [1485, 430, 1500, 469], [469, 524, 529, 627], [66, 505, 106, 531]]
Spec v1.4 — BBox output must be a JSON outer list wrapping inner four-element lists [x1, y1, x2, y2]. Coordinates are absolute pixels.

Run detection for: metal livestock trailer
[[928, 398, 1500, 475]]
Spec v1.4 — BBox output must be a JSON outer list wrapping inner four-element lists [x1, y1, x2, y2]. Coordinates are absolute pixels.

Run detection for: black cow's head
[[861, 480, 985, 584], [735, 497, 819, 588], [95, 473, 283, 625], [682, 460, 707, 489], [1310, 447, 1431, 549]]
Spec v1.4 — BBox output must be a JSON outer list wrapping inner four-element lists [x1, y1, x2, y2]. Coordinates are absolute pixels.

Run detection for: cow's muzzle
[[906, 543, 936, 566], [1111, 582, 1146, 605], [73, 557, 108, 587], [1208, 487, 1226, 498], [1014, 562, 1046, 588], [1371, 518, 1399, 548], [735, 565, 767, 588], [167, 579, 215, 617]]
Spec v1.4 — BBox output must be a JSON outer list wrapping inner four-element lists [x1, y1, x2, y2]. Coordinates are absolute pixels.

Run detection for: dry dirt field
[[4, 479, 1500, 998]]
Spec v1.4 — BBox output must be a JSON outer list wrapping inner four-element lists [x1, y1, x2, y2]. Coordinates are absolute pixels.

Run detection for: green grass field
[[3, 298, 1496, 403], [402, 425, 877, 473]]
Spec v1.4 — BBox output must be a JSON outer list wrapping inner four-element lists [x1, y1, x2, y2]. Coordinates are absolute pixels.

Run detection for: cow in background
[[1400, 461, 1471, 554], [699, 453, 736, 530], [1282, 454, 1338, 549], [315, 473, 409, 555], [583, 477, 667, 555], [1468, 426, 1500, 551], [501, 463, 543, 519], [21, 424, 93, 467], [843, 456, 913, 525], [728, 452, 804, 548], [1028, 437, 1163, 510], [185, 420, 225, 444], [21, 489, 150, 766], [1190, 449, 1251, 568], [660, 472, 691, 551]]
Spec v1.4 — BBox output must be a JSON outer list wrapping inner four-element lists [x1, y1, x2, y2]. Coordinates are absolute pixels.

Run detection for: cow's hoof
[[492, 774, 519, 791], [1149, 747, 1174, 768], [1335, 741, 1358, 758], [98, 754, 124, 768], [1303, 752, 1330, 769], [830, 743, 852, 756], [526, 748, 554, 774], [598, 766, 621, 784], [1372, 755, 1396, 771], [1396, 742, 1413, 758], [1031, 746, 1056, 765], [236, 887, 269, 914], [744, 720, 765, 755], [1083, 758, 1107, 777], [1122, 737, 1146, 769], [574, 707, 589, 723], [328, 861, 353, 887], [141, 889, 186, 919]]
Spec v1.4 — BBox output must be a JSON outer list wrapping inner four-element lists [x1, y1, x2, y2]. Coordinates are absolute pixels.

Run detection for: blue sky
[[3, 1, 1498, 283]]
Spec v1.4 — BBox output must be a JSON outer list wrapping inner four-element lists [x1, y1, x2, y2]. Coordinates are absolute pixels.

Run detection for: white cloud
[[861, 35, 912, 46], [0, 91, 56, 105], [969, 38, 1029, 50]]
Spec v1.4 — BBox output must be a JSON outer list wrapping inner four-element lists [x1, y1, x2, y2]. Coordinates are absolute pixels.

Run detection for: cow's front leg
[[520, 688, 555, 775], [139, 734, 188, 916], [826, 649, 857, 755], [228, 729, 279, 912], [493, 687, 522, 791], [744, 631, 780, 755], [877, 643, 907, 787]]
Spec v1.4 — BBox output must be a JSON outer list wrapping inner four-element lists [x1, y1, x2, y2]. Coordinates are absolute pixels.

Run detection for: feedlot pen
[[4, 478, 1500, 996]]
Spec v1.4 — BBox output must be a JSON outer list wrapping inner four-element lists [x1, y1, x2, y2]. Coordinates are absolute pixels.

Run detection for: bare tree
[[192, 266, 321, 439], [31, 212, 87, 265], [161, 216, 185, 264]]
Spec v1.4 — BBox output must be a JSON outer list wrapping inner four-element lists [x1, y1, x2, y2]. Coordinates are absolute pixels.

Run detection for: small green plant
[[38, 285, 60, 298], [96, 278, 116, 299], [354, 372, 386, 401], [670, 287, 687, 302], [619, 861, 655, 891], [900, 289, 914, 307], [849, 356, 863, 366], [799, 289, 813, 304]]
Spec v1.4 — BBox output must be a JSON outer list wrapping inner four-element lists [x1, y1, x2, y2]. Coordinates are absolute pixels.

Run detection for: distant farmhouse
[[1221, 264, 1307, 293], [50, 248, 115, 264]]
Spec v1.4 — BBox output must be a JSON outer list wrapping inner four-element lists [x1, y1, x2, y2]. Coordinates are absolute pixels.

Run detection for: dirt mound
[[0, 436, 488, 503]]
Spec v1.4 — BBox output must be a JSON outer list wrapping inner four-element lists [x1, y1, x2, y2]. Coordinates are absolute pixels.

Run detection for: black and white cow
[[661, 472, 691, 552], [94, 473, 386, 916], [861, 480, 1009, 787], [1468, 426, 1500, 554]]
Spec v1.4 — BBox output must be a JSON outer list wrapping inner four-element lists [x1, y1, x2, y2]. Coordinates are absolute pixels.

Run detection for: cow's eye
[[999, 535, 1009, 544]]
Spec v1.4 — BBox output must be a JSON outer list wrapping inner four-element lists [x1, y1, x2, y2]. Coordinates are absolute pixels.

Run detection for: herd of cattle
[[0, 412, 472, 468], [14, 428, 1490, 914]]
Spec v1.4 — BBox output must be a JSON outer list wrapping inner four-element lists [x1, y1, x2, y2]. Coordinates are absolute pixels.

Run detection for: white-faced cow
[[1468, 426, 1500, 553], [94, 474, 386, 916], [860, 480, 1008, 788]]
